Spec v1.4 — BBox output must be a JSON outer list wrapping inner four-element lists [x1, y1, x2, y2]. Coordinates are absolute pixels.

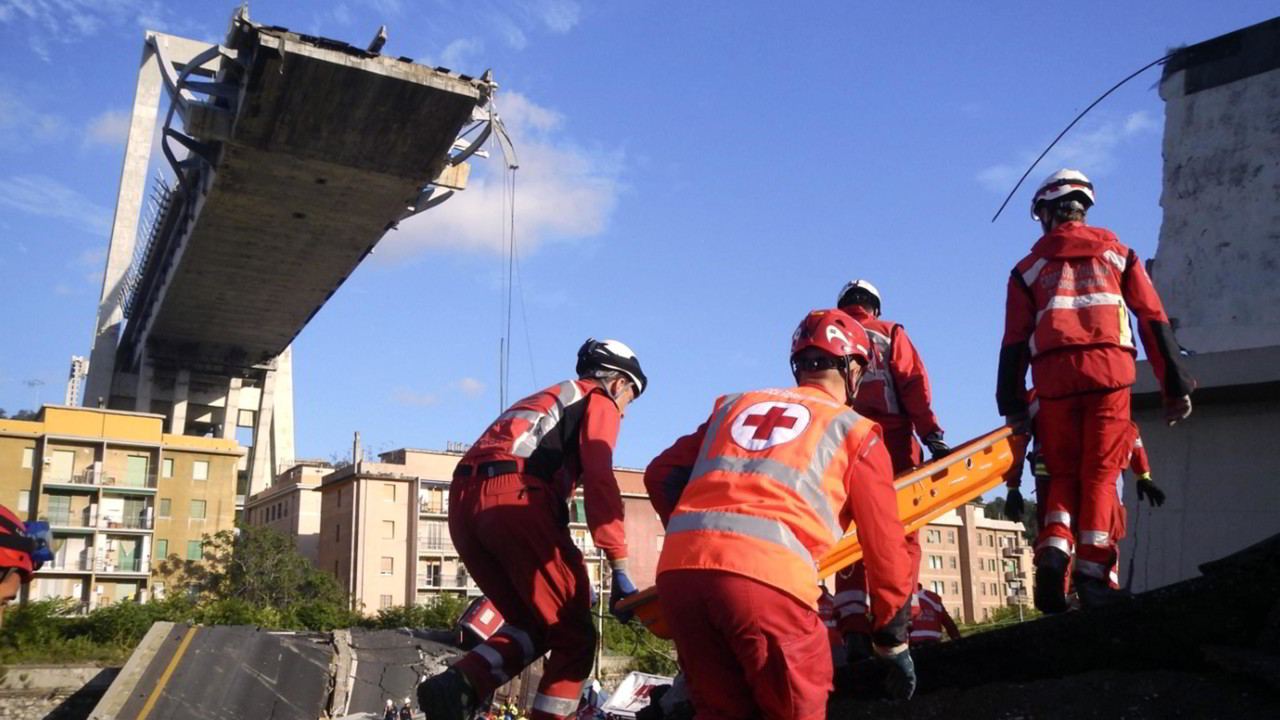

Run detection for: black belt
[[454, 460, 521, 478]]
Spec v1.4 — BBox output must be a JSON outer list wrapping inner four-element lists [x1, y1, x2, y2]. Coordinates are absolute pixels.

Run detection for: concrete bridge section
[[88, 624, 461, 720], [83, 8, 495, 499]]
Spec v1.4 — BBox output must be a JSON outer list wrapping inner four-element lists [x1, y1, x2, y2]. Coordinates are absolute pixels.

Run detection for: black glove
[[1005, 488, 1024, 522], [924, 432, 951, 460], [1136, 476, 1166, 507], [875, 644, 917, 700]]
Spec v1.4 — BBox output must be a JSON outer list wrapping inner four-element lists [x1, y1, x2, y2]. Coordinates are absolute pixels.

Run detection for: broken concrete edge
[[88, 621, 175, 720], [328, 628, 355, 718]]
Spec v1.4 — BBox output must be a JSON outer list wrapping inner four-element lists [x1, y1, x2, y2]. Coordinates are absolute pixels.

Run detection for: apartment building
[[0, 405, 242, 610], [916, 503, 1034, 624], [244, 460, 329, 565], [316, 447, 664, 614]]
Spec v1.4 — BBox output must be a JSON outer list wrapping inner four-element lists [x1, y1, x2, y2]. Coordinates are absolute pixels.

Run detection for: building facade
[[0, 405, 242, 610], [915, 503, 1033, 624], [315, 448, 665, 614], [244, 460, 329, 565]]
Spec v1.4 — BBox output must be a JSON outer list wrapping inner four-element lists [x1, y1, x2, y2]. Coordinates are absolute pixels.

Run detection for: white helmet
[[1031, 169, 1094, 221], [836, 279, 882, 317], [576, 338, 647, 397]]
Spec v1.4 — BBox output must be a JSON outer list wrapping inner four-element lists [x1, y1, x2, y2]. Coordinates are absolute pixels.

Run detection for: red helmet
[[790, 309, 870, 367], [0, 505, 37, 581]]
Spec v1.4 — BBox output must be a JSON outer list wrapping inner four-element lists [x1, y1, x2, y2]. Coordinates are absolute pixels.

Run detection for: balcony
[[40, 556, 93, 572], [95, 558, 149, 574], [419, 500, 448, 516], [99, 472, 158, 493], [1002, 546, 1025, 558], [99, 515, 155, 531], [43, 511, 97, 530], [418, 539, 455, 553], [1003, 570, 1022, 582]]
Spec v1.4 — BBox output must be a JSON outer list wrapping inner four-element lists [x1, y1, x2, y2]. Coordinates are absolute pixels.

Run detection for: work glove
[[609, 568, 638, 622], [1136, 475, 1166, 507], [1004, 412, 1032, 435], [1005, 488, 1024, 523], [923, 432, 951, 460], [874, 643, 917, 700], [1164, 394, 1192, 426]]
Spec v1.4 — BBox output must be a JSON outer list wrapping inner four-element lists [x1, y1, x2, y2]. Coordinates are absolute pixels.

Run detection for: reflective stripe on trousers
[[532, 692, 580, 718]]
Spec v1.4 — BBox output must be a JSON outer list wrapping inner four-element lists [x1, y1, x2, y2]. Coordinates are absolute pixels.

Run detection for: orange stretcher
[[615, 425, 1029, 639]]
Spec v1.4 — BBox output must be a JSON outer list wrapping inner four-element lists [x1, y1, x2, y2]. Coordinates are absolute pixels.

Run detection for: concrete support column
[[271, 345, 296, 473], [85, 39, 164, 407], [248, 369, 277, 496], [222, 376, 242, 440], [170, 368, 190, 434], [134, 356, 155, 414]]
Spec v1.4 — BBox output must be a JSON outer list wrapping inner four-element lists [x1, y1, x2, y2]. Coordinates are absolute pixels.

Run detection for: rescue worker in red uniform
[[832, 280, 950, 655], [908, 585, 960, 647], [0, 504, 52, 627], [997, 169, 1194, 612], [650, 309, 916, 719], [418, 340, 647, 720]]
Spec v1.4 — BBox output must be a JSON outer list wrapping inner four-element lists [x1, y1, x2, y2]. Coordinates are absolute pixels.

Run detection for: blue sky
[[1, 1, 1276, 470]]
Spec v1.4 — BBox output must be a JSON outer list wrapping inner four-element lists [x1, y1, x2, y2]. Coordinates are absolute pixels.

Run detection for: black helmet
[[576, 338, 647, 397]]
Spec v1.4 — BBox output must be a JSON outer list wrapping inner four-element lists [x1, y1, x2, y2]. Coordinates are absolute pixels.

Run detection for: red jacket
[[997, 223, 1193, 415], [840, 305, 943, 440], [463, 379, 628, 562], [650, 385, 912, 643], [908, 589, 960, 645]]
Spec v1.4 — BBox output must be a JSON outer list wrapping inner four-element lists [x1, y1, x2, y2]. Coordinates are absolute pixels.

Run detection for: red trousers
[[1033, 388, 1132, 581], [658, 569, 832, 720], [835, 423, 921, 635], [450, 473, 594, 720]]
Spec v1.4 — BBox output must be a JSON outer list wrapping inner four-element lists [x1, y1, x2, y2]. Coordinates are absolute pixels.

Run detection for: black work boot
[[1075, 574, 1131, 610], [1033, 547, 1070, 614], [417, 667, 475, 720]]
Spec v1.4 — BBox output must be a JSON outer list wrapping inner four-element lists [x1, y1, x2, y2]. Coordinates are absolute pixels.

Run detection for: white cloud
[[0, 0, 191, 61], [84, 108, 130, 147], [391, 388, 438, 407], [0, 175, 111, 235], [380, 91, 622, 259], [455, 377, 486, 396], [526, 0, 581, 33], [976, 111, 1159, 194], [438, 38, 483, 72], [0, 87, 64, 143]]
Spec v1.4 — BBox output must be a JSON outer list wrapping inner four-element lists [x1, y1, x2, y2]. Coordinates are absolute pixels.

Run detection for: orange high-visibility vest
[[657, 386, 877, 609]]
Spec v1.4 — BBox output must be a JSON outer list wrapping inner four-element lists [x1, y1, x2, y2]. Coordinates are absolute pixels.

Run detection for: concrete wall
[[1153, 20, 1280, 354]]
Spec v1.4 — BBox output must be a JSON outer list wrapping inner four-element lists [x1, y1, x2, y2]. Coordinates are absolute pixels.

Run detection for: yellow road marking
[[137, 625, 198, 720]]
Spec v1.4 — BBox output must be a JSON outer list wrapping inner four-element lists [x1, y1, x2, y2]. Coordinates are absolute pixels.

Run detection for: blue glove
[[609, 568, 637, 622], [875, 645, 917, 700]]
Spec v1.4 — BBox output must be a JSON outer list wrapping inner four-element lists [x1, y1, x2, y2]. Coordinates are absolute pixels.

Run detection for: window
[[159, 499, 171, 518], [949, 556, 957, 569], [187, 540, 202, 560], [192, 460, 209, 481], [50, 450, 76, 482], [337, 489, 343, 508], [926, 529, 940, 543], [380, 557, 394, 576], [335, 524, 341, 542], [380, 594, 393, 609], [383, 483, 396, 502], [155, 539, 168, 559], [981, 583, 987, 596], [976, 534, 983, 546], [928, 555, 942, 570], [190, 500, 207, 519], [382, 520, 395, 540], [983, 608, 990, 620], [21, 447, 34, 469], [947, 530, 955, 543], [991, 583, 998, 595], [17, 490, 29, 513], [125, 455, 148, 487], [162, 458, 173, 478], [47, 495, 71, 525], [931, 580, 944, 594], [988, 534, 995, 546], [951, 581, 959, 595]]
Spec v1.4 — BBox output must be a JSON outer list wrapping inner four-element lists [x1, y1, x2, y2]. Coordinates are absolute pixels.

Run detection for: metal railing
[[45, 557, 93, 571], [419, 502, 447, 515], [99, 472, 158, 490], [99, 515, 155, 531], [95, 558, 149, 574], [418, 539, 455, 552], [44, 511, 96, 528]]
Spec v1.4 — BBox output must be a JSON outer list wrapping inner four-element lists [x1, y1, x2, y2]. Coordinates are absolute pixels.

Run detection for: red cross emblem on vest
[[730, 401, 811, 451]]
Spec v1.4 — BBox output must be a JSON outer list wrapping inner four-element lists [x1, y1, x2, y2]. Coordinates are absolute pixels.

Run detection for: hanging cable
[[990, 52, 1175, 223]]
